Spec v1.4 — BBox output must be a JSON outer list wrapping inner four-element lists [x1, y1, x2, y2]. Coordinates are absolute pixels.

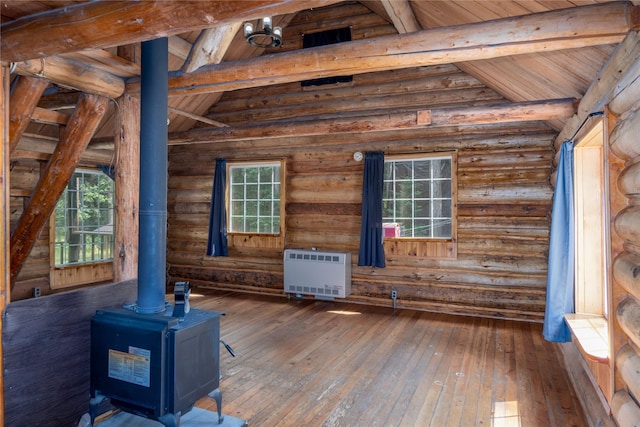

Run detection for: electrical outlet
[[391, 290, 397, 299], [33, 287, 41, 298]]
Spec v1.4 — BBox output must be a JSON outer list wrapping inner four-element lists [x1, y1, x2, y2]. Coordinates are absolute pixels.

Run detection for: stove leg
[[159, 411, 180, 427], [89, 391, 107, 426], [208, 388, 224, 424]]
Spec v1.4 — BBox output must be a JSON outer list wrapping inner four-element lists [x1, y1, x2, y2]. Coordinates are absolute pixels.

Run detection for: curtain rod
[[566, 111, 604, 142]]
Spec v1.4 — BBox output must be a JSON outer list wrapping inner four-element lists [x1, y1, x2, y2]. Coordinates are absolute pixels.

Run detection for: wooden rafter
[[144, 2, 631, 96], [8, 3, 633, 99], [182, 22, 243, 73], [380, 0, 420, 33], [14, 56, 125, 99], [0, 0, 343, 63], [8, 75, 49, 155], [9, 94, 110, 287]]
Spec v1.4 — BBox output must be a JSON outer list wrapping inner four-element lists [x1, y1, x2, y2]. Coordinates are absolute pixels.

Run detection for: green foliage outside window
[[383, 156, 452, 238], [54, 170, 114, 266], [229, 163, 281, 234]]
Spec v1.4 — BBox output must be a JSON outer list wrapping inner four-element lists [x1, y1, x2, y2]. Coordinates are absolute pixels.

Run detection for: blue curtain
[[358, 151, 385, 268], [207, 158, 228, 257], [543, 141, 575, 342], [98, 164, 115, 180]]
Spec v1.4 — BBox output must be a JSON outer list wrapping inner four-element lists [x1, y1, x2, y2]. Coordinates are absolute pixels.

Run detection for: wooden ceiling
[[0, 0, 636, 145]]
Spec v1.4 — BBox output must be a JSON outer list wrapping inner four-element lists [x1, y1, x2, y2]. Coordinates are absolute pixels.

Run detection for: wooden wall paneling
[[165, 58, 558, 321], [2, 280, 137, 427]]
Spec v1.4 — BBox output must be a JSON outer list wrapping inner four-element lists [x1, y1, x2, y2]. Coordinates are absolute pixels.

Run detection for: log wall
[[609, 56, 640, 426], [167, 63, 555, 322], [9, 158, 51, 300]]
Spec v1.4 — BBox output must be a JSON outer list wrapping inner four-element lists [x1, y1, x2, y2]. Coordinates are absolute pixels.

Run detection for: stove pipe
[[137, 38, 168, 314]]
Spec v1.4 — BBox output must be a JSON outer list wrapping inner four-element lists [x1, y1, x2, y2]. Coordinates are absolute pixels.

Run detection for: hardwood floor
[[190, 289, 587, 427]]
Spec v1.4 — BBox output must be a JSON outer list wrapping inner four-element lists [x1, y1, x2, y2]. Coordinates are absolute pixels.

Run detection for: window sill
[[565, 314, 609, 363]]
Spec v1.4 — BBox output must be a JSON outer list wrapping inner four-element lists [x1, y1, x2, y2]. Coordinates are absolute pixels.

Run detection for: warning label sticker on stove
[[108, 347, 151, 387]]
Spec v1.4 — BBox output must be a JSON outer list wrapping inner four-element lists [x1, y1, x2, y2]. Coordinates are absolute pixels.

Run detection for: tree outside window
[[383, 156, 453, 239], [229, 163, 281, 234], [54, 170, 114, 266]]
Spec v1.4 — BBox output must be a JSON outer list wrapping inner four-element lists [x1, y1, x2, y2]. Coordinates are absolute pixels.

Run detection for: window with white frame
[[383, 155, 453, 239], [229, 162, 281, 234], [54, 169, 114, 266]]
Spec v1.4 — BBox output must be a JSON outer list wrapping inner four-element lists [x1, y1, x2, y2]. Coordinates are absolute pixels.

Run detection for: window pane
[[259, 184, 273, 199], [395, 161, 412, 180], [413, 160, 431, 178], [415, 200, 430, 217], [246, 200, 257, 216], [433, 159, 451, 178], [231, 216, 244, 230], [231, 184, 244, 198], [414, 180, 431, 198], [413, 219, 431, 237], [433, 180, 451, 198], [433, 219, 452, 238], [246, 183, 258, 199], [433, 199, 452, 217], [259, 201, 272, 216]]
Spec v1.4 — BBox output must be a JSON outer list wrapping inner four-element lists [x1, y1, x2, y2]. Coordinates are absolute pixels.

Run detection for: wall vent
[[284, 249, 352, 298]]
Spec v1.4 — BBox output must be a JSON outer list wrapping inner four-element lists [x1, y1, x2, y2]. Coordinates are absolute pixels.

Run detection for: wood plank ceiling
[[0, 0, 629, 151]]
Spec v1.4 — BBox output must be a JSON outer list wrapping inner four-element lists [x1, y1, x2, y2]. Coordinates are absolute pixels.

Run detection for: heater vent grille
[[284, 249, 351, 298]]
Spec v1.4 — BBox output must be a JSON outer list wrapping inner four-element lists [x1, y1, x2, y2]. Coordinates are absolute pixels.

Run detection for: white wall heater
[[284, 249, 352, 298]]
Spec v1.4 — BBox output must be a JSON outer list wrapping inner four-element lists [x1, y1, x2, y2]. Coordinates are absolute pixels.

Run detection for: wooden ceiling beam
[[380, 0, 420, 33], [14, 55, 125, 98], [9, 94, 110, 287], [8, 75, 49, 155], [555, 31, 640, 150], [169, 98, 576, 145], [153, 2, 631, 96], [0, 0, 344, 63], [182, 23, 243, 73]]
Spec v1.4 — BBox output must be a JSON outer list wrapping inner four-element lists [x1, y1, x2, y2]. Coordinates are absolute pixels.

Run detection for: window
[[229, 162, 281, 234], [54, 169, 114, 266], [301, 27, 353, 87], [383, 155, 453, 239], [573, 120, 609, 317]]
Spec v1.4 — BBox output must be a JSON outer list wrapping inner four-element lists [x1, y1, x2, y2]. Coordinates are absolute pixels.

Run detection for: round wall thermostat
[[353, 151, 363, 162]]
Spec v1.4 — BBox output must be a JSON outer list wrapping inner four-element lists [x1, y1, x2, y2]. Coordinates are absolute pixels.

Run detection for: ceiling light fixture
[[244, 17, 282, 48]]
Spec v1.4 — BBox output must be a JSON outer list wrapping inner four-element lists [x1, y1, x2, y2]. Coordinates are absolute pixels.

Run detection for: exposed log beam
[[147, 2, 631, 96], [8, 75, 49, 155], [114, 92, 139, 283], [0, 0, 343, 63], [182, 23, 243, 73], [169, 36, 192, 61], [168, 106, 228, 127], [380, 0, 420, 33], [169, 98, 575, 145], [14, 134, 112, 165], [14, 55, 125, 98], [31, 107, 69, 125], [9, 94, 109, 287], [555, 31, 640, 150]]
